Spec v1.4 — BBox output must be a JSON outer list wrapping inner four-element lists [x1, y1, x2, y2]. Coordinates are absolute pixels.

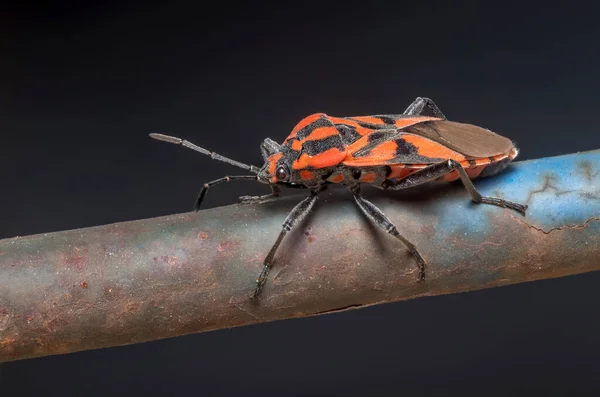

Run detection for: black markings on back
[[280, 146, 301, 168], [336, 124, 362, 145], [302, 135, 345, 156], [395, 138, 418, 155], [348, 119, 391, 130], [368, 131, 389, 142], [468, 159, 477, 167], [351, 130, 445, 164], [296, 117, 334, 141], [378, 116, 397, 124], [353, 130, 399, 157], [348, 119, 369, 127], [488, 156, 496, 163], [282, 139, 294, 150]]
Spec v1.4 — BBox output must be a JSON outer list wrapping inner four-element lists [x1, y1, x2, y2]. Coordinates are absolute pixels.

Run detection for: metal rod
[[1, 150, 599, 362]]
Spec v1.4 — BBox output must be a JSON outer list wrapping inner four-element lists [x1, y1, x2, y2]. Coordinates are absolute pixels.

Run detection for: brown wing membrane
[[402, 120, 515, 158]]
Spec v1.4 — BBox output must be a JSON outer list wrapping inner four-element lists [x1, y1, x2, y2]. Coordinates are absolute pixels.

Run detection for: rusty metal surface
[[0, 150, 599, 362]]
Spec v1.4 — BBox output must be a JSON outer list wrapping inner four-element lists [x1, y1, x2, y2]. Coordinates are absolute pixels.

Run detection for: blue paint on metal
[[429, 150, 600, 270], [477, 150, 600, 230]]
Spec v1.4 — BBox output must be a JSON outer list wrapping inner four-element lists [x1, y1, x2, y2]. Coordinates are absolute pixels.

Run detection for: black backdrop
[[2, 2, 600, 396]]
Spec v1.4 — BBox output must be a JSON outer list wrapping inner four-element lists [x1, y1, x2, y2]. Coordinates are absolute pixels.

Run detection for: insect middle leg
[[252, 188, 322, 300], [384, 160, 528, 215], [350, 185, 426, 281], [402, 97, 447, 119]]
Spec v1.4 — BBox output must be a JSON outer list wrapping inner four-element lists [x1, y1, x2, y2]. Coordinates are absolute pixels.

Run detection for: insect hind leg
[[350, 185, 426, 281], [402, 97, 447, 119], [383, 160, 528, 216]]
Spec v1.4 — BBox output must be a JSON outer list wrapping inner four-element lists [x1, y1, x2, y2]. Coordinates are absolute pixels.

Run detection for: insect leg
[[384, 160, 528, 215], [239, 184, 281, 205], [252, 189, 321, 300], [351, 185, 426, 281], [402, 97, 447, 119], [194, 175, 257, 211]]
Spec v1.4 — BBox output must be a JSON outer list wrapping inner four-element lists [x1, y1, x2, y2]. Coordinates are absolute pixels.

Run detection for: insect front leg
[[402, 97, 447, 119], [238, 184, 281, 205], [350, 185, 426, 281], [252, 188, 322, 300], [194, 175, 257, 211], [384, 160, 528, 215]]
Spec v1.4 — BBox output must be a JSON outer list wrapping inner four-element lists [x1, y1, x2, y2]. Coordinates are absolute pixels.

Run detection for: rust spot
[[198, 231, 209, 240], [0, 308, 9, 331], [303, 227, 315, 243], [43, 318, 67, 333], [125, 302, 140, 313], [0, 337, 16, 349], [21, 313, 35, 324], [217, 240, 241, 254], [65, 255, 86, 271], [517, 216, 600, 235], [156, 255, 179, 265], [160, 256, 178, 265], [103, 285, 124, 301], [80, 281, 88, 289]]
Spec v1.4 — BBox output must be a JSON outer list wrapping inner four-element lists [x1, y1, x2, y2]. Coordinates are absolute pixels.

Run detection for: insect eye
[[275, 166, 288, 181]]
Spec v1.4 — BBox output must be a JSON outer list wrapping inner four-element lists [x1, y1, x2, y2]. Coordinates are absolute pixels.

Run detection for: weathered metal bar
[[0, 150, 599, 362]]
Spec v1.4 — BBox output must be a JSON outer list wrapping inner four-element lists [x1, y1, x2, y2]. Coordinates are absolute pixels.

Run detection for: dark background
[[2, 1, 600, 396]]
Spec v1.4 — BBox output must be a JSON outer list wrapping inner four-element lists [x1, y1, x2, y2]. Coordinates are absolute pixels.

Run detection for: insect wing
[[402, 120, 515, 158]]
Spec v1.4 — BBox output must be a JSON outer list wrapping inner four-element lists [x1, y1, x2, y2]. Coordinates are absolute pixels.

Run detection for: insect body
[[150, 97, 528, 300]]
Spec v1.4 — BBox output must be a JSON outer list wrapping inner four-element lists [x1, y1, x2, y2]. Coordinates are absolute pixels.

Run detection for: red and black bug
[[150, 97, 528, 300]]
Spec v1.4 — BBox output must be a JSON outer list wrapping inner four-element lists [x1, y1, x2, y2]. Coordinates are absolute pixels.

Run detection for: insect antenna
[[149, 133, 261, 173]]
